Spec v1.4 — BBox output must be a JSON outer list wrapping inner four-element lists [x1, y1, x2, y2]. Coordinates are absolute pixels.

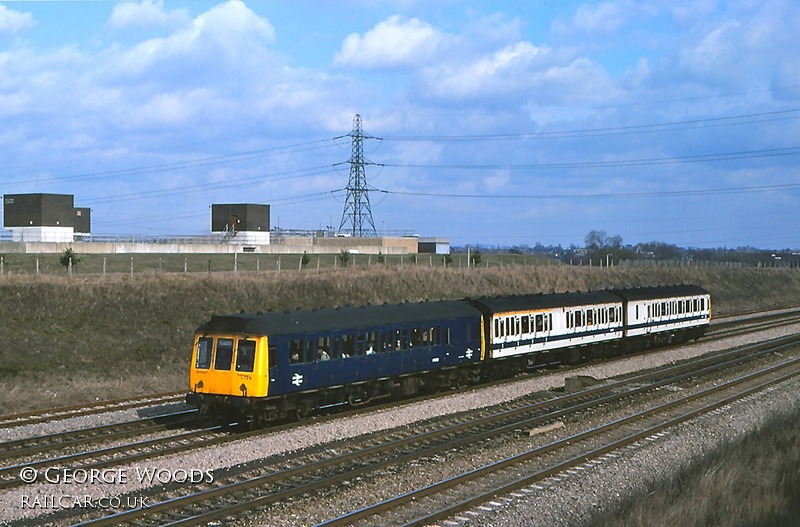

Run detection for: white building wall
[[8, 227, 74, 243]]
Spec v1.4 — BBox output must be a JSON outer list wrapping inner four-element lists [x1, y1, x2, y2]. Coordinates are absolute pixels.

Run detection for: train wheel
[[198, 404, 217, 426]]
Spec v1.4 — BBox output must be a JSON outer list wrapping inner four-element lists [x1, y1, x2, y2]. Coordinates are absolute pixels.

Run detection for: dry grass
[[2, 265, 800, 413], [588, 407, 800, 527]]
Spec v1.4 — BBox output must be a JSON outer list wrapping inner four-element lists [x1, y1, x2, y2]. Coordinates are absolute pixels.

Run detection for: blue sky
[[1, 0, 799, 249]]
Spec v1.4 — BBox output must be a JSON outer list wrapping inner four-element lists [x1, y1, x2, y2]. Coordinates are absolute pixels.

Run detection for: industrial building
[[0, 194, 448, 255], [3, 193, 90, 243]]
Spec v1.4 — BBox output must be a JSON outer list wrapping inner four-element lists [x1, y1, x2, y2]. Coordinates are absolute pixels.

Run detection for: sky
[[1, 0, 799, 249]]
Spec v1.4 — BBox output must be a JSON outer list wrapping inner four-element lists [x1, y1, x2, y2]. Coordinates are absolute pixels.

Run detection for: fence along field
[[0, 251, 775, 277], [0, 252, 558, 276]]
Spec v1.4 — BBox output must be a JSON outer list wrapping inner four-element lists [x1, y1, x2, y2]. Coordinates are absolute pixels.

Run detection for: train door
[[266, 339, 279, 396]]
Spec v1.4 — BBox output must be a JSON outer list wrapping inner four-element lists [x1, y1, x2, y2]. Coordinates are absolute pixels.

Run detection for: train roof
[[610, 285, 709, 301], [470, 290, 622, 315], [196, 299, 481, 336]]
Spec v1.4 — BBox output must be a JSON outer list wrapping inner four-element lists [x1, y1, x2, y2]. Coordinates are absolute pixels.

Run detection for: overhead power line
[[377, 145, 800, 171], [375, 182, 800, 200], [380, 108, 800, 142]]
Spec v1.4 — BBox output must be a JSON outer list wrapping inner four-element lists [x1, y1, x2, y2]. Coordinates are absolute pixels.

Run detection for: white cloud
[[107, 0, 190, 30], [0, 4, 35, 33], [333, 15, 443, 69], [108, 0, 276, 84]]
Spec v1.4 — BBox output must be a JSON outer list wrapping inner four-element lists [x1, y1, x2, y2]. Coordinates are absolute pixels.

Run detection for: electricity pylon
[[338, 114, 378, 237]]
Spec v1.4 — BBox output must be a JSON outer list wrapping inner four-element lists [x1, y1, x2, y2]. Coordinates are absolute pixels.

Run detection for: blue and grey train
[[186, 285, 710, 424]]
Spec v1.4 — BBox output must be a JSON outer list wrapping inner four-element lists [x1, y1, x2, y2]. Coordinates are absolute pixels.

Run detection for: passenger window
[[342, 334, 355, 358], [306, 340, 315, 363], [411, 328, 422, 348], [356, 334, 365, 356], [289, 340, 303, 364], [587, 310, 593, 326], [521, 316, 530, 334], [195, 337, 213, 370], [609, 308, 616, 323], [366, 332, 378, 354], [235, 339, 256, 373], [214, 338, 234, 371], [317, 337, 331, 361], [536, 314, 544, 332]]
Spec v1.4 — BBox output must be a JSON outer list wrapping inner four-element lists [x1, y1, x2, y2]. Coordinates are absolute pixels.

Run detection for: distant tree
[[376, 251, 385, 264], [300, 251, 310, 268], [60, 248, 80, 269], [444, 254, 453, 267], [584, 230, 623, 265], [470, 250, 482, 267], [338, 250, 350, 267]]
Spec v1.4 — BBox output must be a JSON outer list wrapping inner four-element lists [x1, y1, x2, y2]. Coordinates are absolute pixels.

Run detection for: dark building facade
[[211, 204, 270, 233], [3, 193, 77, 228]]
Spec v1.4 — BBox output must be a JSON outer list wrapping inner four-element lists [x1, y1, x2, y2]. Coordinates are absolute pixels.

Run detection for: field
[[2, 263, 800, 414]]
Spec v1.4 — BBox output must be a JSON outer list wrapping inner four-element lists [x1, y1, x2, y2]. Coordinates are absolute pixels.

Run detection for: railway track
[[55, 333, 800, 527], [0, 391, 186, 430], [328, 354, 800, 527], [0, 410, 198, 464]]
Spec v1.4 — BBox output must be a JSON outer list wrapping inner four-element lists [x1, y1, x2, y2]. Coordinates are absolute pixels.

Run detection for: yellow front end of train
[[189, 333, 270, 400]]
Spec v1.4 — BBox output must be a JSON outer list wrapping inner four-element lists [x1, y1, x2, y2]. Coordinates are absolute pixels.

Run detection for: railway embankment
[[2, 265, 800, 413]]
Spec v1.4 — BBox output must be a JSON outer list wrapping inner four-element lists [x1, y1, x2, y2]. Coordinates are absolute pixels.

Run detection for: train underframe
[[187, 324, 707, 426]]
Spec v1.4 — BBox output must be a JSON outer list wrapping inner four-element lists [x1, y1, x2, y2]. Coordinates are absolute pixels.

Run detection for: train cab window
[[289, 340, 304, 364], [195, 337, 213, 370], [268, 344, 277, 369], [235, 340, 256, 373], [700, 298, 705, 311], [214, 338, 234, 371]]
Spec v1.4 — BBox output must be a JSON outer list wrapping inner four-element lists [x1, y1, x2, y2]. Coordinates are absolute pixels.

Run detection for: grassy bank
[[1, 265, 800, 413], [588, 406, 800, 527]]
